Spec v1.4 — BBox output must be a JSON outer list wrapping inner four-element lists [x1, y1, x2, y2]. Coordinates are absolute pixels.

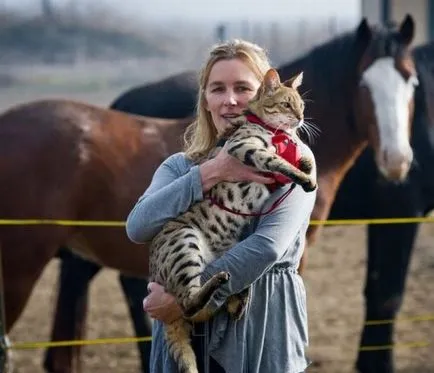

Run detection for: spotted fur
[[148, 69, 316, 373]]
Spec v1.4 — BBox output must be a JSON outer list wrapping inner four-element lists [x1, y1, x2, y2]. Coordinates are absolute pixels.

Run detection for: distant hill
[[0, 17, 165, 64]]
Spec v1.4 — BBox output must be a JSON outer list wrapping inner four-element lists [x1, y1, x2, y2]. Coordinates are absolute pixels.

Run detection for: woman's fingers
[[143, 283, 183, 323], [250, 172, 276, 184], [214, 146, 276, 184], [147, 281, 163, 293]]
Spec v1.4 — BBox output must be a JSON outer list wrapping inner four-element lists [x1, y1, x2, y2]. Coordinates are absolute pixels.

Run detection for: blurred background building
[[0, 1, 431, 105], [362, 0, 434, 44]]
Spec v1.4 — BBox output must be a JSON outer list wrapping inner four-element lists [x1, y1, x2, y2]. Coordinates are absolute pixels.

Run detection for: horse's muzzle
[[377, 146, 413, 182]]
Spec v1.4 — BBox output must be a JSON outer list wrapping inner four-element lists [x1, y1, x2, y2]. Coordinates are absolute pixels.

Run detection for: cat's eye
[[282, 102, 291, 108]]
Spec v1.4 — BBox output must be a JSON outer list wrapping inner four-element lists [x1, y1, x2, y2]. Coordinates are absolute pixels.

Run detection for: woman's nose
[[224, 92, 237, 106]]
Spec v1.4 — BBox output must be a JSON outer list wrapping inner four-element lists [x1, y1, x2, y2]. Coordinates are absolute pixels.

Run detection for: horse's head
[[354, 15, 417, 182]]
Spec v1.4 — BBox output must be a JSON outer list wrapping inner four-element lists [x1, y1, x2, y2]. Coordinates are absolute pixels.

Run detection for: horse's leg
[[301, 178, 340, 274], [44, 248, 102, 373], [356, 195, 420, 373], [119, 275, 152, 373], [2, 242, 57, 331]]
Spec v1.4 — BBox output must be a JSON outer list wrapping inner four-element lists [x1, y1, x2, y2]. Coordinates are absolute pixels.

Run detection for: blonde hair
[[183, 39, 272, 162]]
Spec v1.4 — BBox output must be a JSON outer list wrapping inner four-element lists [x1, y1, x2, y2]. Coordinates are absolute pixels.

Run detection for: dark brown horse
[[4, 16, 416, 373], [327, 39, 434, 373]]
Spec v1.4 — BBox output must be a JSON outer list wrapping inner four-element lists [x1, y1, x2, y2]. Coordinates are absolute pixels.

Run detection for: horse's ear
[[355, 18, 372, 45], [398, 14, 415, 45], [284, 72, 303, 90], [263, 68, 281, 95]]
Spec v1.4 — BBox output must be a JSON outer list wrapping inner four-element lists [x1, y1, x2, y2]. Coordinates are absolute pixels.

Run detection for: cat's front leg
[[298, 157, 312, 173], [297, 156, 317, 192], [243, 146, 312, 185]]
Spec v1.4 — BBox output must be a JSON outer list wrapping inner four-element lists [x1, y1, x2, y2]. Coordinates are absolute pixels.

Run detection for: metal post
[[428, 0, 434, 41], [382, 0, 390, 24], [0, 244, 8, 373]]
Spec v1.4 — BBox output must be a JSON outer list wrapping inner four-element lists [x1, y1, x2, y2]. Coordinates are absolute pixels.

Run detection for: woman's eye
[[236, 86, 250, 92]]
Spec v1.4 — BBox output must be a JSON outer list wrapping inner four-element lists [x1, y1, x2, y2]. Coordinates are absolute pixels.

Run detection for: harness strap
[[207, 183, 296, 217], [210, 112, 301, 217]]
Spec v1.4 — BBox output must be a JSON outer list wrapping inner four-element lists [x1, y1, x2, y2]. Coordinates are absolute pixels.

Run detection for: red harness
[[245, 113, 301, 186], [208, 112, 302, 217]]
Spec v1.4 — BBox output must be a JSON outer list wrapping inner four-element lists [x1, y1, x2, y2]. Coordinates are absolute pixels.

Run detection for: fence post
[[0, 244, 8, 373]]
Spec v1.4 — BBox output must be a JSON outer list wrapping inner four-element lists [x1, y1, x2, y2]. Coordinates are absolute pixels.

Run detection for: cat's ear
[[262, 68, 281, 95], [284, 72, 303, 90]]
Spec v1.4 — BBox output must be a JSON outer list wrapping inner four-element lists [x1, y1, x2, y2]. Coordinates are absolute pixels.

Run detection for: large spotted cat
[[148, 68, 317, 373]]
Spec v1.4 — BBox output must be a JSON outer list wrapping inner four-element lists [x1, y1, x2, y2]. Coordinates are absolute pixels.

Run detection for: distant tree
[[215, 23, 227, 42], [42, 0, 54, 21]]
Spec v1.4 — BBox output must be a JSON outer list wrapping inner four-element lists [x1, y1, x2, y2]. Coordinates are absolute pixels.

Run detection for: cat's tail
[[164, 272, 230, 372], [165, 319, 198, 373]]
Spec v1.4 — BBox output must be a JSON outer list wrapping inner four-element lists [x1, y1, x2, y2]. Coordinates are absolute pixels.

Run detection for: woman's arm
[[126, 153, 204, 243], [201, 184, 317, 311], [126, 148, 275, 244]]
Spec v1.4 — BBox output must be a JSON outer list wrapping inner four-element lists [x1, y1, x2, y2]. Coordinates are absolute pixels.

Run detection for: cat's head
[[247, 69, 304, 132]]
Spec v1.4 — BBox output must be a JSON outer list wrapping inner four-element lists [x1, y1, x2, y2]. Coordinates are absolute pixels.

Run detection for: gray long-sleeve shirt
[[126, 151, 316, 373]]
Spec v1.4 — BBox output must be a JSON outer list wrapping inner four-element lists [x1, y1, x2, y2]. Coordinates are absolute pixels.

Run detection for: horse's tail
[[165, 319, 198, 373]]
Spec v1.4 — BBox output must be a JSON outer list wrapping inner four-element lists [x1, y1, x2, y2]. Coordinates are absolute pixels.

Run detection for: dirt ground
[[2, 85, 434, 373]]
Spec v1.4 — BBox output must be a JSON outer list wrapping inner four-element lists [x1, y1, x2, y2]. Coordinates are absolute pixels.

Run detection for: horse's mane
[[278, 23, 407, 106], [413, 41, 434, 64], [412, 42, 434, 125], [278, 30, 357, 103]]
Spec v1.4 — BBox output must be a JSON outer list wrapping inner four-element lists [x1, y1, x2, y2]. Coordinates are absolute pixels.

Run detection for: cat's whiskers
[[301, 89, 312, 99], [299, 119, 321, 145], [302, 117, 321, 134]]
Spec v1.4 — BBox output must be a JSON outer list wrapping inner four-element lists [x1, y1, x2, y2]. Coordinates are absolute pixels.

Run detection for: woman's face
[[204, 58, 261, 135]]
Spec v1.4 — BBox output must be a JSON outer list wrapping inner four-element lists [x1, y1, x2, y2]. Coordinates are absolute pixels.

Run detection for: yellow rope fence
[[1, 216, 433, 352], [1, 216, 434, 227]]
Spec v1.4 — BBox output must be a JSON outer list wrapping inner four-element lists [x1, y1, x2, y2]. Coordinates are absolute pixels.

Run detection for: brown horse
[[0, 99, 192, 331], [4, 16, 417, 373]]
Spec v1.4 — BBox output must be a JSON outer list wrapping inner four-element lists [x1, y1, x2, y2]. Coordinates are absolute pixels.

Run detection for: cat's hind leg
[[183, 271, 230, 318], [165, 228, 230, 319], [226, 287, 250, 320]]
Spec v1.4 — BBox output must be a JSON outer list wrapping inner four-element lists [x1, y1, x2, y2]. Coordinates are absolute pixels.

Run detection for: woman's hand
[[200, 143, 275, 192], [143, 282, 183, 323]]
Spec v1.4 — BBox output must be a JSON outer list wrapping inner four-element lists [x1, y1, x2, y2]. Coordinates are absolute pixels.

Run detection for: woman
[[126, 39, 316, 373]]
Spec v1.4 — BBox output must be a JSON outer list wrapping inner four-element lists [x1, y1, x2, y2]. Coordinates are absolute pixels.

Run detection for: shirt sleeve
[[201, 184, 316, 311], [125, 153, 204, 243]]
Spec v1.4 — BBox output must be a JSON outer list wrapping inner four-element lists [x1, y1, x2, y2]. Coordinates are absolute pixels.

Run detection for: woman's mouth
[[221, 113, 241, 119]]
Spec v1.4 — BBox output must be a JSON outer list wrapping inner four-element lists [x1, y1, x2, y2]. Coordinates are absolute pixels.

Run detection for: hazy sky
[[3, 0, 361, 22]]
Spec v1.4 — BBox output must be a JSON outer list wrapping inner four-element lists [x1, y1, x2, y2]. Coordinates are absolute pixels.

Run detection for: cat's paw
[[302, 179, 317, 192], [215, 271, 231, 284]]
